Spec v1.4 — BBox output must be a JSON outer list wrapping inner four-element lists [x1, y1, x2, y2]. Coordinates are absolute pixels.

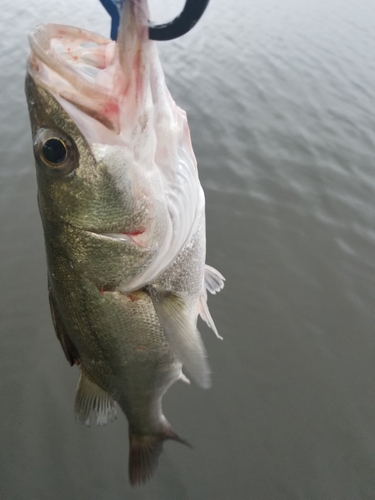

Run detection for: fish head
[[25, 9, 157, 235], [25, 0, 204, 288], [26, 68, 157, 239]]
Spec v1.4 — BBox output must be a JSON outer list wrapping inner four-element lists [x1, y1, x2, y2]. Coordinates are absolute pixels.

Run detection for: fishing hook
[[98, 0, 210, 41]]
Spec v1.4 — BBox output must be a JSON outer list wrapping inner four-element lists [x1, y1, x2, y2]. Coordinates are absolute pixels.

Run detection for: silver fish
[[25, 0, 224, 485]]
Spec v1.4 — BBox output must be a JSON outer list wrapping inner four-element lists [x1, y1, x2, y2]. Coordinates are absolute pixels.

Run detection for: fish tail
[[128, 427, 190, 486]]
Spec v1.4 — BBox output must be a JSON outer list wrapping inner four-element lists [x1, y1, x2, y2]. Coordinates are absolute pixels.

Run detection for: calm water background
[[1, 0, 375, 498]]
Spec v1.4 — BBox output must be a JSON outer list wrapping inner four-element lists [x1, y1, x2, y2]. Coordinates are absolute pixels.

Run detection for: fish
[[25, 0, 224, 486]]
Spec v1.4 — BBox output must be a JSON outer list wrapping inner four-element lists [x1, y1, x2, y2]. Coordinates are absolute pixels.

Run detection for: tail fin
[[128, 428, 190, 486]]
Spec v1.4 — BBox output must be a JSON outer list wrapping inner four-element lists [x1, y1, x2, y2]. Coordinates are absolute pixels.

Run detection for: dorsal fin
[[48, 281, 80, 366]]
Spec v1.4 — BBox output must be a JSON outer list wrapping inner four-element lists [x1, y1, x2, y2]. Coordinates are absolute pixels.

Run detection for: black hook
[[99, 0, 210, 41], [149, 0, 210, 41]]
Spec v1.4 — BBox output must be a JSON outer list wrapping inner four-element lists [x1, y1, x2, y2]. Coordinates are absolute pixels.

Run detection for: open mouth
[[28, 24, 122, 137]]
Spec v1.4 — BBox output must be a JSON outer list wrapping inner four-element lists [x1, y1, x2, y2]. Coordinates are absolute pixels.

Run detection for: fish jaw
[[25, 74, 159, 242], [27, 24, 122, 135], [26, 1, 152, 143]]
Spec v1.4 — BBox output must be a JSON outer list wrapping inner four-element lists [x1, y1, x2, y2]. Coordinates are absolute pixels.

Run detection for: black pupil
[[42, 138, 67, 165]]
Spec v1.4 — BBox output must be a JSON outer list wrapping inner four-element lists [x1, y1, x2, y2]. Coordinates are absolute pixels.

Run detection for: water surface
[[1, 0, 375, 498]]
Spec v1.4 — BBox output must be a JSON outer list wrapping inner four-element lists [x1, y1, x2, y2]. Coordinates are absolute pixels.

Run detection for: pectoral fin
[[204, 265, 225, 294], [75, 368, 117, 426], [147, 287, 211, 389]]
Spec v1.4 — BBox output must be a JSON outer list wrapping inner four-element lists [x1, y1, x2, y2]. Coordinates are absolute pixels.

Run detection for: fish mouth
[[27, 3, 150, 144], [28, 24, 122, 135]]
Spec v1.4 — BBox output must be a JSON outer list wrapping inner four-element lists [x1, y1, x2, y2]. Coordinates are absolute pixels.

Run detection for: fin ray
[[129, 434, 164, 486], [148, 288, 211, 389], [75, 368, 117, 426], [198, 294, 223, 339], [197, 265, 224, 338], [204, 265, 225, 295], [129, 428, 190, 486]]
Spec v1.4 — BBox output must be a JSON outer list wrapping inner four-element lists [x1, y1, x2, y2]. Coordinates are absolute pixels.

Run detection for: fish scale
[[25, 0, 224, 486]]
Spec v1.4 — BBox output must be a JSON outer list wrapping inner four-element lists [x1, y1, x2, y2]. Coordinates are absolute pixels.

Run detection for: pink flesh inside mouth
[[27, 2, 150, 143]]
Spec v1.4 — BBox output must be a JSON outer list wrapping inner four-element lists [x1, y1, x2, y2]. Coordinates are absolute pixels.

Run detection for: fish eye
[[42, 138, 67, 165], [35, 128, 78, 176]]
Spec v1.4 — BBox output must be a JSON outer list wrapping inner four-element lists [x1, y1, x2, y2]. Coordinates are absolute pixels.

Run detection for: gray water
[[1, 0, 375, 498]]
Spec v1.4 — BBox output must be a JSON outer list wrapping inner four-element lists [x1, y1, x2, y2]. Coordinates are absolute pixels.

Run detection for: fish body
[[25, 0, 224, 485]]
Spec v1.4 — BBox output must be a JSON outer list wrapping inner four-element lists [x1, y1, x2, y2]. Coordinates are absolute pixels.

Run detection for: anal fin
[[147, 287, 211, 389], [75, 368, 117, 426]]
